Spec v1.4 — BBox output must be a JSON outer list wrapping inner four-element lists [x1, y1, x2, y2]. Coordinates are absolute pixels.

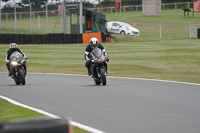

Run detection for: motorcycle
[[89, 48, 108, 86], [9, 51, 27, 85]]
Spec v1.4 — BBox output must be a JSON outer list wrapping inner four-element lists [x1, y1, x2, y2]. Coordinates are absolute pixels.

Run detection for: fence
[[0, 32, 110, 44], [1, 2, 193, 19], [128, 23, 191, 39], [88, 2, 193, 13], [0, 2, 197, 39], [190, 24, 200, 38]]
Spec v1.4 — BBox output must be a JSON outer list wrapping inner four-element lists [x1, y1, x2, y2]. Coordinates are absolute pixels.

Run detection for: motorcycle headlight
[[11, 61, 18, 66]]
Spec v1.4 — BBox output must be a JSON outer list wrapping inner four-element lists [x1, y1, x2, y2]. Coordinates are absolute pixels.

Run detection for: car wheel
[[120, 31, 126, 35]]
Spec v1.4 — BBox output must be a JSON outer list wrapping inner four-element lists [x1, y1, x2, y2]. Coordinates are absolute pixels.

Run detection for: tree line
[[1, 0, 194, 13]]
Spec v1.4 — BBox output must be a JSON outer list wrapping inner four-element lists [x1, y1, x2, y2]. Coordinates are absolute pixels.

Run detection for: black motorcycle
[[9, 51, 27, 85], [89, 48, 108, 86]]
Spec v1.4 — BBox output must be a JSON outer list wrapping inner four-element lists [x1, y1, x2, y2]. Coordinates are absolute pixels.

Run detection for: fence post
[[38, 15, 40, 30], [124, 6, 126, 12], [188, 2, 190, 8], [6, 13, 8, 20], [162, 4, 165, 10], [189, 24, 192, 38], [13, 0, 17, 31], [160, 25, 162, 38], [111, 7, 113, 13], [175, 3, 177, 9]]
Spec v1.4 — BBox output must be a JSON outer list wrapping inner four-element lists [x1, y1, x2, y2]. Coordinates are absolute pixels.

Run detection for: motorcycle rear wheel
[[19, 69, 26, 85], [100, 67, 106, 86]]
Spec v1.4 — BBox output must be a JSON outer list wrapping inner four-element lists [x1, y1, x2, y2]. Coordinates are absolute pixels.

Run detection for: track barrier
[[0, 33, 111, 44]]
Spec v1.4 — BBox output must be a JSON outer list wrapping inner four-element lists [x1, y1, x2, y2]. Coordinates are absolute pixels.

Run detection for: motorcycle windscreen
[[10, 51, 23, 61], [91, 48, 103, 59]]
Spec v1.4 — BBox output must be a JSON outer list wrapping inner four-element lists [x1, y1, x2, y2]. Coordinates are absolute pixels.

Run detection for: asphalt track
[[0, 72, 200, 133]]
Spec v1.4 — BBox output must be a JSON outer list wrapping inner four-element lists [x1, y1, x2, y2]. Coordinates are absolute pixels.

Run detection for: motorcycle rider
[[84, 37, 109, 76], [5, 43, 27, 77]]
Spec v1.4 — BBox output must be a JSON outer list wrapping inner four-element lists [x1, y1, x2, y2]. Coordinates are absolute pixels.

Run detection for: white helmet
[[90, 37, 98, 48]]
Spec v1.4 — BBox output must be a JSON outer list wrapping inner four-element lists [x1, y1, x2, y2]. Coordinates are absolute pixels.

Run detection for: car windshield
[[120, 23, 133, 28]]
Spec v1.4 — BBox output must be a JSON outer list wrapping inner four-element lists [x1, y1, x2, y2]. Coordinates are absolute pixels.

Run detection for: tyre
[[100, 67, 106, 85], [15, 79, 21, 85], [94, 79, 101, 85], [120, 31, 126, 35], [19, 69, 26, 85]]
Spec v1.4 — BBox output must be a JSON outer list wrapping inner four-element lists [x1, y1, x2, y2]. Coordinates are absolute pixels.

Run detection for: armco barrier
[[0, 33, 109, 44]]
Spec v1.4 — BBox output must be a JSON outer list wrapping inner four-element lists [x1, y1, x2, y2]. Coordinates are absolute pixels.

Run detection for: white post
[[13, 0, 16, 31], [189, 24, 192, 38], [120, 0, 122, 15], [80, 0, 83, 33], [28, 0, 32, 32], [160, 25, 162, 38], [45, 2, 48, 33], [0, 0, 1, 30], [38, 15, 40, 30], [175, 2, 177, 9], [62, 0, 66, 33]]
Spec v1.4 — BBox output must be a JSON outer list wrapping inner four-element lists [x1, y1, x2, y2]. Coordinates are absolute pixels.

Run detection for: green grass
[[0, 9, 200, 132], [0, 39, 200, 84], [0, 98, 89, 133], [0, 98, 45, 122], [106, 9, 200, 26], [1, 9, 200, 37]]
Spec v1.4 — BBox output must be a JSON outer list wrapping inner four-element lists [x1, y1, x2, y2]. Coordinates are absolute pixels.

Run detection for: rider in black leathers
[[84, 37, 109, 76]]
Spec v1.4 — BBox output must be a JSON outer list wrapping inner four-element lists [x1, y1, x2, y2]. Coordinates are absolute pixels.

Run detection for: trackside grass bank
[[0, 98, 89, 133], [0, 9, 200, 132], [0, 39, 200, 84]]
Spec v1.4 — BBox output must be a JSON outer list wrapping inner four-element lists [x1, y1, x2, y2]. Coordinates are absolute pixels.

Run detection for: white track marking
[[0, 71, 199, 133], [28, 72, 200, 86], [0, 95, 106, 133]]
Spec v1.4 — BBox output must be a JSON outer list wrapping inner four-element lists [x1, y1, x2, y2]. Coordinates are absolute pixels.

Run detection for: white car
[[106, 21, 140, 36]]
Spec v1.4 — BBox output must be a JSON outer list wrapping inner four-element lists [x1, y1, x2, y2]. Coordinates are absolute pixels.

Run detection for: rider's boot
[[87, 68, 91, 76], [8, 71, 12, 77]]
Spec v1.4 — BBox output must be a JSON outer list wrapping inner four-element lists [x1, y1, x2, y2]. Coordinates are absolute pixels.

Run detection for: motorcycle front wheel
[[14, 79, 21, 85], [100, 67, 106, 86], [94, 79, 101, 85], [19, 69, 26, 85]]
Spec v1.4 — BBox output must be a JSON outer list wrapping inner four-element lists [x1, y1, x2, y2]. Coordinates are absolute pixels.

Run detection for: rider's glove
[[5, 58, 9, 63], [23, 54, 28, 59], [107, 58, 109, 62], [85, 59, 90, 67]]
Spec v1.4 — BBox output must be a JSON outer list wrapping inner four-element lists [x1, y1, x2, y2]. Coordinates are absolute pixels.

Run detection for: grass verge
[[0, 39, 199, 84], [0, 98, 89, 133]]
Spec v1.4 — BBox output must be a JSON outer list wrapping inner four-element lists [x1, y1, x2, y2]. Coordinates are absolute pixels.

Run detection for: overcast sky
[[0, 0, 102, 8], [1, 0, 101, 5]]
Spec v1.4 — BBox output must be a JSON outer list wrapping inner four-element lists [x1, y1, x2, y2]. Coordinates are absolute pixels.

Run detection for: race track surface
[[0, 72, 200, 133]]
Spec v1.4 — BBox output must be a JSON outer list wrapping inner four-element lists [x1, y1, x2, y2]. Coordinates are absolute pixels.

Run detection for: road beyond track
[[0, 73, 200, 133]]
